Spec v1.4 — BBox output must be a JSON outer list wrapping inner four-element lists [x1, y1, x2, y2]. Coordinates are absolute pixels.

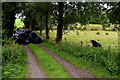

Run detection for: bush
[[2, 42, 26, 78]]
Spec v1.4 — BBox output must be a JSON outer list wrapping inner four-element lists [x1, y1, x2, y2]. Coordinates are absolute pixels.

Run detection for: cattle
[[91, 40, 102, 47]]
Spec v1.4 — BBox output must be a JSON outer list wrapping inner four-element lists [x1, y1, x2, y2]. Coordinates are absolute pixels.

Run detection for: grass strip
[[28, 43, 71, 78]]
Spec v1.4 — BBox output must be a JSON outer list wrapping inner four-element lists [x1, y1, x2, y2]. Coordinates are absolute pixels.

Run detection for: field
[[14, 19, 24, 28], [41, 30, 118, 52]]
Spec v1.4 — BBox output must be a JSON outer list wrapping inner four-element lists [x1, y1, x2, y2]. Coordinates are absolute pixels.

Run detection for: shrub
[[2, 42, 26, 78]]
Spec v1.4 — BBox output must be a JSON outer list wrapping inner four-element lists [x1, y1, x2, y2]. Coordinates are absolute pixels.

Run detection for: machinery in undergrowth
[[12, 28, 43, 44]]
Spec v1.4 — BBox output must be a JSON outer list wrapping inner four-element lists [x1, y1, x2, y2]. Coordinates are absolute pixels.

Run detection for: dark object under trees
[[91, 40, 102, 47], [12, 28, 44, 44]]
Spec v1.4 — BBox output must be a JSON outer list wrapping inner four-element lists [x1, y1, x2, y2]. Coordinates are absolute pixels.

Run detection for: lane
[[23, 45, 47, 78], [36, 44, 95, 78]]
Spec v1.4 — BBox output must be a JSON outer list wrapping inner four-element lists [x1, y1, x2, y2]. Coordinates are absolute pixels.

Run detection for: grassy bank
[[41, 40, 120, 78], [29, 43, 71, 78], [2, 42, 27, 78]]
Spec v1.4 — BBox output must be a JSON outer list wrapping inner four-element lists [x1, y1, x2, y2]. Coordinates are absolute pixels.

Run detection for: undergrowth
[[2, 40, 27, 78]]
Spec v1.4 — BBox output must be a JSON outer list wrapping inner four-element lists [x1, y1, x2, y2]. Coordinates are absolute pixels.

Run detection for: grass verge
[[41, 40, 119, 78], [28, 43, 71, 78]]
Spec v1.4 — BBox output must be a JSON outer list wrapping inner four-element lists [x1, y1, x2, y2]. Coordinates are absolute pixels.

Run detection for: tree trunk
[[30, 25, 32, 31], [56, 2, 64, 44], [40, 16, 42, 36], [46, 12, 49, 39]]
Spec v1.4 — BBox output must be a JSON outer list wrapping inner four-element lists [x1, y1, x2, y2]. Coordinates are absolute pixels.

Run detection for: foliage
[[2, 2, 22, 38], [2, 41, 27, 78], [108, 2, 120, 24]]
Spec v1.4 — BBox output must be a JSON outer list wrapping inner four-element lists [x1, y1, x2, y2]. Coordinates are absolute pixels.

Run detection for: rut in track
[[36, 44, 95, 78], [23, 45, 47, 78]]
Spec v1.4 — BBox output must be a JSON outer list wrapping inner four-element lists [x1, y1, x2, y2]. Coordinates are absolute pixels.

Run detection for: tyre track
[[23, 45, 47, 78], [36, 44, 95, 78]]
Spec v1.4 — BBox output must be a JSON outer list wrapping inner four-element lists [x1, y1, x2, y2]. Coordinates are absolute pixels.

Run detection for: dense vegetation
[[2, 2, 120, 43], [2, 39, 27, 78]]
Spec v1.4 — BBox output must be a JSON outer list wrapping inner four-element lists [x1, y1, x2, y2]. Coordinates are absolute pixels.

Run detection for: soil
[[23, 45, 47, 78], [36, 44, 95, 78]]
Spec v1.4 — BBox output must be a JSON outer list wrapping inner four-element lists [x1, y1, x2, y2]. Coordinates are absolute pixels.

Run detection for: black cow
[[91, 40, 102, 47]]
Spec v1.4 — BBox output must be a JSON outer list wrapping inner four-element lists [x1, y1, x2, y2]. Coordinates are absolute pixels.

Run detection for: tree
[[56, 2, 64, 44], [2, 2, 20, 38], [108, 2, 120, 24]]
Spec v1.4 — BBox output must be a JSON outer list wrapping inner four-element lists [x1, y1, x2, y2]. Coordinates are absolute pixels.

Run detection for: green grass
[[28, 43, 71, 78], [41, 41, 119, 78], [2, 42, 27, 78], [14, 18, 24, 28], [40, 30, 118, 52]]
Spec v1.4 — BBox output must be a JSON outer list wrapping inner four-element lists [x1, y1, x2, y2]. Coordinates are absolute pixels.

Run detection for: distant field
[[14, 18, 24, 28], [41, 30, 118, 52]]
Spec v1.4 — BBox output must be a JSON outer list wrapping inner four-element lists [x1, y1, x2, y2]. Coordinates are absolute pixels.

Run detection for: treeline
[[2, 2, 120, 43]]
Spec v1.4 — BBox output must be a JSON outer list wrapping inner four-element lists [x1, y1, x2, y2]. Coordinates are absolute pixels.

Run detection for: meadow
[[40, 30, 118, 52], [14, 19, 24, 28]]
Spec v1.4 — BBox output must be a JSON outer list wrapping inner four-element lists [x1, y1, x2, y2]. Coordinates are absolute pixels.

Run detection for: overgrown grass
[[2, 41, 27, 78], [29, 43, 71, 78], [41, 40, 120, 78]]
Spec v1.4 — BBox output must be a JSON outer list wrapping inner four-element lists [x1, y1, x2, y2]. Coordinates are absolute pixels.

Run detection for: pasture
[[14, 19, 24, 28], [41, 30, 118, 52]]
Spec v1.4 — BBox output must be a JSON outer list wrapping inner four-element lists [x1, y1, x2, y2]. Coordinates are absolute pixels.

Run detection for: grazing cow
[[91, 40, 102, 47]]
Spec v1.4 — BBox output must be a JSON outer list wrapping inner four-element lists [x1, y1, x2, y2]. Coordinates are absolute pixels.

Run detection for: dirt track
[[23, 45, 47, 78], [36, 44, 95, 78]]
